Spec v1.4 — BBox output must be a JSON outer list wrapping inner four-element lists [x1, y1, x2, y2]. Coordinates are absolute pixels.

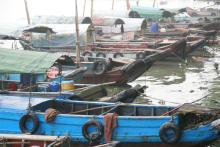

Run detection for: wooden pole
[[24, 0, 31, 25], [75, 0, 81, 67], [24, 0, 32, 41], [112, 0, 115, 10], [90, 0, 94, 18], [136, 0, 139, 6], [153, 0, 156, 8], [83, 0, 86, 17], [126, 0, 130, 10]]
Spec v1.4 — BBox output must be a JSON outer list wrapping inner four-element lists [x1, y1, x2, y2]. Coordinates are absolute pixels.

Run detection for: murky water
[[130, 43, 220, 146], [131, 44, 220, 107]]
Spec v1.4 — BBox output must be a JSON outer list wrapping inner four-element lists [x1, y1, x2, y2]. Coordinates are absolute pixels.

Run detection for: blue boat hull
[[0, 96, 219, 146]]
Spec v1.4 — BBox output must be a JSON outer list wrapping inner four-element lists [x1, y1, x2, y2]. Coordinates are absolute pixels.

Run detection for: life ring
[[82, 51, 93, 57], [82, 119, 103, 142], [136, 52, 146, 59], [96, 52, 106, 58], [159, 122, 181, 144], [93, 60, 108, 75], [19, 113, 39, 134], [113, 53, 123, 58]]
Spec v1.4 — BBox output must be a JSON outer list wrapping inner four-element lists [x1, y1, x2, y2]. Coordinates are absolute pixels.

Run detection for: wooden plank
[[0, 134, 67, 141]]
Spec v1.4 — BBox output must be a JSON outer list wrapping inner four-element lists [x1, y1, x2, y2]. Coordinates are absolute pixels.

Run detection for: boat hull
[[0, 97, 219, 146]]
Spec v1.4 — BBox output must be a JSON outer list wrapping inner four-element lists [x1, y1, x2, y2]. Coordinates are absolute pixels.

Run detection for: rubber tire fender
[[82, 119, 103, 142], [159, 122, 181, 144], [19, 113, 39, 134], [113, 53, 123, 58], [136, 52, 146, 59], [93, 60, 108, 75], [96, 44, 104, 48], [96, 52, 106, 58], [82, 51, 93, 57]]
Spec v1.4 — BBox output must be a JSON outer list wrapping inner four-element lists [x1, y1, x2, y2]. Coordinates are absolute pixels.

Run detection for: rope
[[161, 93, 211, 116], [171, 52, 186, 63]]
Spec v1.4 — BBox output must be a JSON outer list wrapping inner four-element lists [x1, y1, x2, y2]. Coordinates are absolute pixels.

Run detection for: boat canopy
[[130, 6, 163, 19], [23, 24, 96, 47], [0, 48, 61, 74], [31, 15, 92, 24], [93, 10, 140, 18], [121, 18, 147, 32], [92, 18, 125, 26]]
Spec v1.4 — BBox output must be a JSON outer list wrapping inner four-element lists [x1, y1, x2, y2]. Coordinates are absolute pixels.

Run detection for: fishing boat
[[84, 39, 187, 59], [0, 95, 219, 147], [0, 47, 153, 85]]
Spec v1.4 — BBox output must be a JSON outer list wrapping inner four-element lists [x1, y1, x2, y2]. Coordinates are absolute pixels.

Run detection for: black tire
[[82, 119, 103, 142], [68, 95, 81, 100], [93, 60, 107, 75], [113, 53, 123, 58], [96, 52, 106, 58], [82, 51, 93, 57], [19, 113, 39, 134], [159, 122, 181, 144], [96, 44, 104, 48], [136, 52, 146, 59]]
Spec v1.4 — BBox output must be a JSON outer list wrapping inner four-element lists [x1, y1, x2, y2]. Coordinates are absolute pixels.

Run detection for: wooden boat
[[1, 84, 145, 103], [0, 47, 152, 85], [0, 95, 219, 147], [83, 39, 187, 60]]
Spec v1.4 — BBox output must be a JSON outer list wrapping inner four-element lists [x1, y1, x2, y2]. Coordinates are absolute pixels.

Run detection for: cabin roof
[[0, 48, 61, 74], [23, 24, 94, 34], [92, 18, 125, 26]]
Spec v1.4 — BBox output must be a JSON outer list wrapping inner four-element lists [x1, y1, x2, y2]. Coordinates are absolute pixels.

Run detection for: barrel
[[151, 23, 159, 32], [49, 82, 60, 92], [8, 82, 17, 91], [61, 80, 75, 92]]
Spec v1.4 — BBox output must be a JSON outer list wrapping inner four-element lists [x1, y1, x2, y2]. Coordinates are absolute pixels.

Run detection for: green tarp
[[0, 48, 62, 74], [130, 6, 163, 19]]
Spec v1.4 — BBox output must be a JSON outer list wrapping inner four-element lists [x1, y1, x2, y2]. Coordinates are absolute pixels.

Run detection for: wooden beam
[[75, 0, 81, 67], [83, 0, 86, 17]]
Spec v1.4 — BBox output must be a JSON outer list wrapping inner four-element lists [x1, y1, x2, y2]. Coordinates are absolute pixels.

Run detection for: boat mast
[[75, 0, 81, 67], [83, 0, 86, 17], [91, 0, 94, 18], [112, 0, 115, 10], [24, 0, 32, 41], [153, 0, 156, 7], [126, 0, 130, 10], [136, 0, 139, 6]]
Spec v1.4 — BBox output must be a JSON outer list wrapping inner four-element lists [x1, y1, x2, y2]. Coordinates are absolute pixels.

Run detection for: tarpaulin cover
[[130, 6, 163, 19], [0, 48, 61, 74]]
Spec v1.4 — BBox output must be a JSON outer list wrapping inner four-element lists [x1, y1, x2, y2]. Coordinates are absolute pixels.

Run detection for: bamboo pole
[[0, 134, 67, 141], [136, 0, 139, 6], [75, 0, 81, 67], [24, 0, 32, 41], [153, 0, 156, 8], [126, 0, 130, 10], [112, 0, 115, 10], [90, 0, 94, 18], [24, 0, 30, 25], [83, 0, 86, 17]]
